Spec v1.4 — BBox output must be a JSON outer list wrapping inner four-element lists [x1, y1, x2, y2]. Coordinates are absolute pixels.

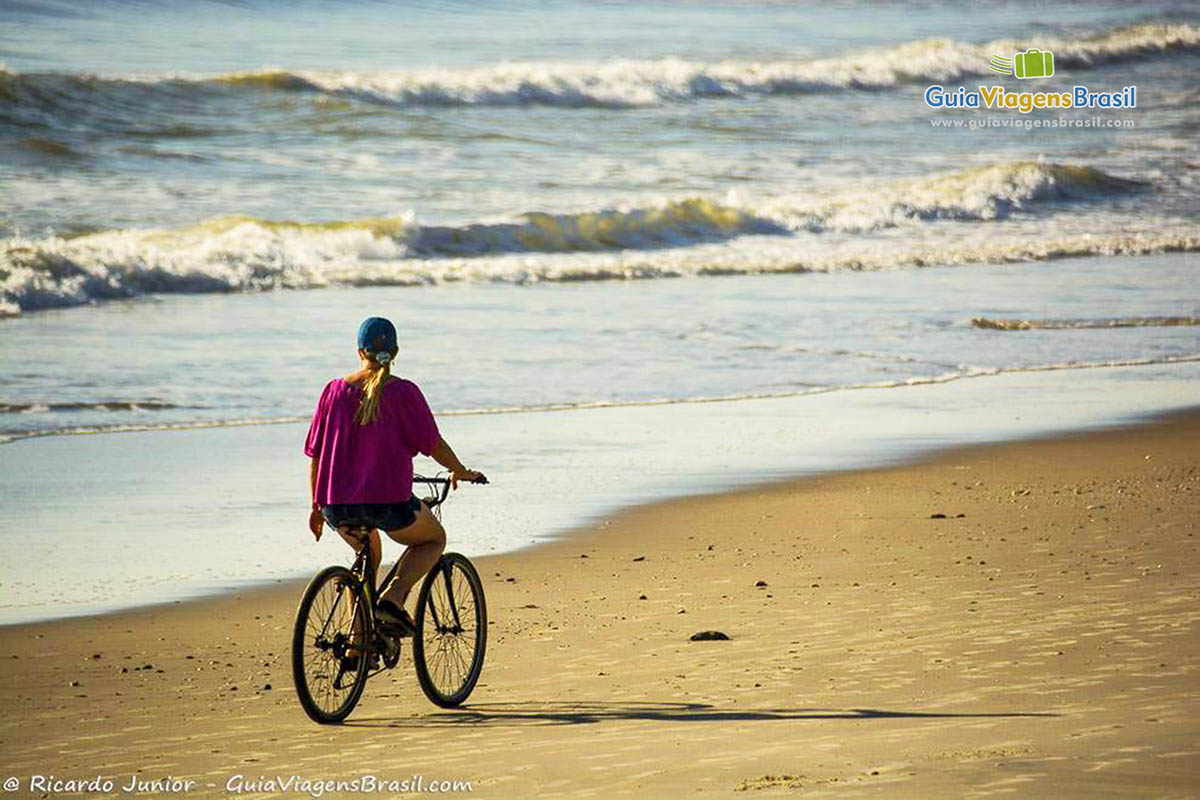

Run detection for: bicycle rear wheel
[[413, 552, 487, 707], [291, 566, 370, 724]]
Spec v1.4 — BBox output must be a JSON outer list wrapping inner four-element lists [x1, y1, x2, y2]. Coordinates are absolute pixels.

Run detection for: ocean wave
[[763, 162, 1149, 233], [1, 197, 788, 315], [410, 199, 787, 255], [0, 400, 185, 413], [972, 316, 1200, 331], [2, 22, 1196, 116], [0, 161, 1183, 316]]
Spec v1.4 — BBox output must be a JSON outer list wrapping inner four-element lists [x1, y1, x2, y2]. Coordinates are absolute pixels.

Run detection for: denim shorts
[[321, 496, 422, 532]]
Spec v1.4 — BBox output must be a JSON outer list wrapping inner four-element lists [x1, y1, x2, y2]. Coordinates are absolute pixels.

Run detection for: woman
[[304, 316, 485, 633]]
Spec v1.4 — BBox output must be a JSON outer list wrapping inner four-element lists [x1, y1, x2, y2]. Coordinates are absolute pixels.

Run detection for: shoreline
[[3, 359, 1199, 627], [1, 408, 1197, 797], [5, 352, 1199, 449], [3, 398, 1198, 632]]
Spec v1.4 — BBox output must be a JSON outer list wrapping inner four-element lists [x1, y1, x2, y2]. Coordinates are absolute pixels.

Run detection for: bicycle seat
[[333, 522, 374, 539]]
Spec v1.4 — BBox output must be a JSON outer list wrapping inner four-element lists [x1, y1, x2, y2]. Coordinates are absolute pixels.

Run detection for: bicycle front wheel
[[291, 566, 370, 724], [413, 552, 487, 707]]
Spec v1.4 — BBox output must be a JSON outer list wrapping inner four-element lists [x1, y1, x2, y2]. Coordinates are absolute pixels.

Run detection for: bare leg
[[379, 502, 445, 610], [335, 527, 382, 582]]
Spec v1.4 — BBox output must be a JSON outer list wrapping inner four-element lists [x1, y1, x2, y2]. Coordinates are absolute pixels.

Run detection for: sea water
[[3, 0, 1199, 320]]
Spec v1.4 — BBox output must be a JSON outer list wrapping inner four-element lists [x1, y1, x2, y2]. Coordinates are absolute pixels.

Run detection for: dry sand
[[1, 411, 1197, 798]]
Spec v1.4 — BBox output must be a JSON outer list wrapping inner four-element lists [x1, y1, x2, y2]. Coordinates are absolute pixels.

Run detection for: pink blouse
[[304, 378, 440, 505]]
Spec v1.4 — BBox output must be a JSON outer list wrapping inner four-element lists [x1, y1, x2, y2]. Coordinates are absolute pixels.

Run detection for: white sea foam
[[2, 160, 1188, 316], [2, 23, 1196, 113], [156, 22, 1200, 107], [760, 162, 1150, 233]]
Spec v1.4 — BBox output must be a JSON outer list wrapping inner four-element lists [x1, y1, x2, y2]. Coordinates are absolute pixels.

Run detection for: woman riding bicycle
[[304, 316, 485, 633]]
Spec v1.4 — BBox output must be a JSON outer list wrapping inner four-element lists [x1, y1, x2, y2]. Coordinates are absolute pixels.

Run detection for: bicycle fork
[[428, 559, 465, 634]]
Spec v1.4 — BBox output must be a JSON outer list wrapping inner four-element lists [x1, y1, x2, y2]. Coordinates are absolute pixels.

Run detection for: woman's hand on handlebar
[[433, 438, 486, 490], [450, 468, 487, 490]]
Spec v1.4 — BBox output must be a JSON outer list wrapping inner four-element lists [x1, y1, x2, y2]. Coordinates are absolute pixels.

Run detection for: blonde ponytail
[[355, 356, 390, 425]]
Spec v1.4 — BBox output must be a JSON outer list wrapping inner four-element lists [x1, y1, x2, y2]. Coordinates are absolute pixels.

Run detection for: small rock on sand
[[690, 631, 730, 641]]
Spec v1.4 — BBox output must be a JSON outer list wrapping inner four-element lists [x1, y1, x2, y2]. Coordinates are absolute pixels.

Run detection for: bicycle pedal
[[376, 600, 416, 635], [339, 652, 379, 672]]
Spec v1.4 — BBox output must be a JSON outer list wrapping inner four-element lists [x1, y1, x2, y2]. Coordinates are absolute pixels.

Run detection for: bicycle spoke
[[443, 636, 468, 686]]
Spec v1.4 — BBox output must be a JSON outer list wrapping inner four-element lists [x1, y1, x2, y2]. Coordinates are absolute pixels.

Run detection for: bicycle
[[291, 474, 488, 724]]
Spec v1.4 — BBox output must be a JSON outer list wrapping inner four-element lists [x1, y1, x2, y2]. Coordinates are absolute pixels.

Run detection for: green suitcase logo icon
[[1013, 48, 1054, 79]]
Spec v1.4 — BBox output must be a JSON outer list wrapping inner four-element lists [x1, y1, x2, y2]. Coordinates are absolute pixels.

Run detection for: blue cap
[[357, 317, 397, 353]]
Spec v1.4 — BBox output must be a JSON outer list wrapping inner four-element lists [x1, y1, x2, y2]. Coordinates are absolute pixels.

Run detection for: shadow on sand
[[345, 700, 1058, 728]]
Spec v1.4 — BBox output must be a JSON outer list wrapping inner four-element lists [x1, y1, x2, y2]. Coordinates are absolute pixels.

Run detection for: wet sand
[[1, 410, 1197, 798]]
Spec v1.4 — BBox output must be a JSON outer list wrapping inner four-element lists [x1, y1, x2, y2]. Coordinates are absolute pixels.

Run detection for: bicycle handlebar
[[331, 473, 486, 533], [413, 472, 489, 508]]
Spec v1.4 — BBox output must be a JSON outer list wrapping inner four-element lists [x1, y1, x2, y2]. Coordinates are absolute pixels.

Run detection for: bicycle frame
[[336, 475, 468, 644]]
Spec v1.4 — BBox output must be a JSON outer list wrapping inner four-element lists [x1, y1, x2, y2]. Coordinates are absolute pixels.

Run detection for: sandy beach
[[1, 410, 1197, 798]]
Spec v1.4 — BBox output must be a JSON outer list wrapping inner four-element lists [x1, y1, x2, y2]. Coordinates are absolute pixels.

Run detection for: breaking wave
[[762, 162, 1150, 233], [2, 22, 1197, 118], [0, 161, 1189, 317]]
